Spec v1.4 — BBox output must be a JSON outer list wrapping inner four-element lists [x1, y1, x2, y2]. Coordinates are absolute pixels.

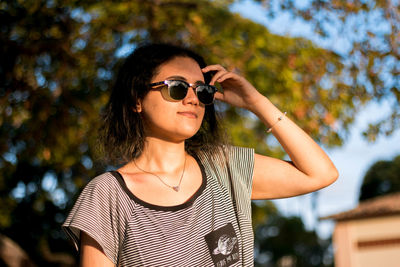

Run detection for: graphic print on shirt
[[205, 223, 239, 267]]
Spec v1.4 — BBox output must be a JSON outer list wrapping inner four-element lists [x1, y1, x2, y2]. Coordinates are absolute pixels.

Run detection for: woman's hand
[[202, 65, 264, 111]]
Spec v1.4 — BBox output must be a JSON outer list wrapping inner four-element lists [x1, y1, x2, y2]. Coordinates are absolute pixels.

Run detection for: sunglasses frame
[[149, 80, 217, 105]]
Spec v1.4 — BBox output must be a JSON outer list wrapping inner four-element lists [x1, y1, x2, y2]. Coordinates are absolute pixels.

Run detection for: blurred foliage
[[359, 154, 400, 201], [0, 0, 398, 265], [253, 201, 333, 267], [255, 0, 400, 140]]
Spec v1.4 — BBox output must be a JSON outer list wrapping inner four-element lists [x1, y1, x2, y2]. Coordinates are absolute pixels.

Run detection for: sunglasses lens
[[196, 85, 215, 105], [164, 80, 215, 104], [168, 81, 188, 100]]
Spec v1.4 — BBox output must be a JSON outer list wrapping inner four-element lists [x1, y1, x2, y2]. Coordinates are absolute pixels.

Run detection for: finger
[[203, 65, 227, 85], [209, 70, 229, 85], [202, 64, 226, 73], [214, 91, 225, 101], [215, 72, 237, 83]]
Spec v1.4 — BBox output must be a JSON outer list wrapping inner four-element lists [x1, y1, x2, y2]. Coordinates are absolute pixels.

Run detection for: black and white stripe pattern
[[63, 146, 254, 266]]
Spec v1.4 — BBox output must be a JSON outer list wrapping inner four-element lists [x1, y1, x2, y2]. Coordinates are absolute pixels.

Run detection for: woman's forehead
[[153, 56, 204, 82]]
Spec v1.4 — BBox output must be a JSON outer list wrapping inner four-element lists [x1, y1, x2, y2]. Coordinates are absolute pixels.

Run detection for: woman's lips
[[177, 111, 198, 118]]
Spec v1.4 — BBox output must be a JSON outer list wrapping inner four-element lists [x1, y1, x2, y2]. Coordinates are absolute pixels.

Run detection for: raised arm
[[249, 97, 338, 199], [202, 65, 338, 199]]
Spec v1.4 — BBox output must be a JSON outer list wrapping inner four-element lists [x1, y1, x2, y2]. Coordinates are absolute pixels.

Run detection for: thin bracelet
[[266, 112, 287, 133]]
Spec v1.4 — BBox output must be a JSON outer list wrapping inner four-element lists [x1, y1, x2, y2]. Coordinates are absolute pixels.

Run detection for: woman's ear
[[132, 100, 142, 113]]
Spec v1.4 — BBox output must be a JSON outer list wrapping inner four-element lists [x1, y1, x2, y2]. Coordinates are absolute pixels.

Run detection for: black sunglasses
[[149, 80, 217, 105]]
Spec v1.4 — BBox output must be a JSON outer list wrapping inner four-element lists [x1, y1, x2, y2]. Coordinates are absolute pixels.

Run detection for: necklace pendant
[[172, 186, 180, 192]]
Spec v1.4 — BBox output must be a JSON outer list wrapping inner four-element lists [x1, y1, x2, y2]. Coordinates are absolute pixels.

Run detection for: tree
[[254, 0, 400, 140], [253, 201, 333, 267], [359, 154, 400, 201], [0, 0, 398, 265]]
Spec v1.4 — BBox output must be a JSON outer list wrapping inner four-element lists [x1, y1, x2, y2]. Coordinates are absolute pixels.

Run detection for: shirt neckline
[[110, 154, 207, 212]]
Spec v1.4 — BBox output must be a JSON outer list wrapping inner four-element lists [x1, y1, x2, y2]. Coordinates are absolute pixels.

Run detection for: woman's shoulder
[[226, 145, 255, 158], [78, 171, 123, 197], [194, 145, 254, 173], [86, 171, 118, 186], [196, 145, 254, 158], [72, 171, 133, 214]]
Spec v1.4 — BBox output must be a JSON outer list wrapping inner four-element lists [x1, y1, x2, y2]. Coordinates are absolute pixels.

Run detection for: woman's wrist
[[247, 95, 285, 128]]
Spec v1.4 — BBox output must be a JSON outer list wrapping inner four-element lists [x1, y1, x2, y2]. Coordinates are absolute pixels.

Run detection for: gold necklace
[[133, 155, 187, 192]]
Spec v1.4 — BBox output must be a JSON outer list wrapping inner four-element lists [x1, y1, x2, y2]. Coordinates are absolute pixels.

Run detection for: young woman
[[63, 43, 338, 266]]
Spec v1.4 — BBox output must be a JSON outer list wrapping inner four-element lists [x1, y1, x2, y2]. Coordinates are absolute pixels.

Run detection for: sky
[[231, 0, 400, 238]]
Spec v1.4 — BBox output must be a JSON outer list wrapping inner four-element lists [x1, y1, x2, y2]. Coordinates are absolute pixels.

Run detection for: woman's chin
[[169, 128, 200, 143], [175, 131, 198, 142]]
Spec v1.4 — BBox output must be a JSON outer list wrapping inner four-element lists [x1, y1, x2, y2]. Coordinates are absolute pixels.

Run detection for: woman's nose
[[182, 87, 199, 105]]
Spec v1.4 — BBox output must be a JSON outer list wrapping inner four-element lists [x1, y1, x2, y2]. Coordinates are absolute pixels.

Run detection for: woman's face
[[138, 56, 206, 142]]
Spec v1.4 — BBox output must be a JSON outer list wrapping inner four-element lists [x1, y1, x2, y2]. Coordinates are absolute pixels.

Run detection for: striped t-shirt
[[63, 146, 254, 266]]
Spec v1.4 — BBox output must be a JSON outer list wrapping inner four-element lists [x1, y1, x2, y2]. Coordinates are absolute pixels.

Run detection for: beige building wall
[[333, 214, 400, 267]]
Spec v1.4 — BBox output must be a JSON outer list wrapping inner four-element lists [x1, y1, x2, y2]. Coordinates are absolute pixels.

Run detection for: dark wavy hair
[[99, 43, 227, 164]]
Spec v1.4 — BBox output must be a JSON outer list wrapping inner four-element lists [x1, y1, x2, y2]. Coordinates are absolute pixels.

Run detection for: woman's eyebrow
[[166, 76, 205, 84], [166, 75, 187, 81]]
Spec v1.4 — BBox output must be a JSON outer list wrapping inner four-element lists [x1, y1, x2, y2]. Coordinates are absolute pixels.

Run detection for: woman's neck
[[130, 137, 187, 173]]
